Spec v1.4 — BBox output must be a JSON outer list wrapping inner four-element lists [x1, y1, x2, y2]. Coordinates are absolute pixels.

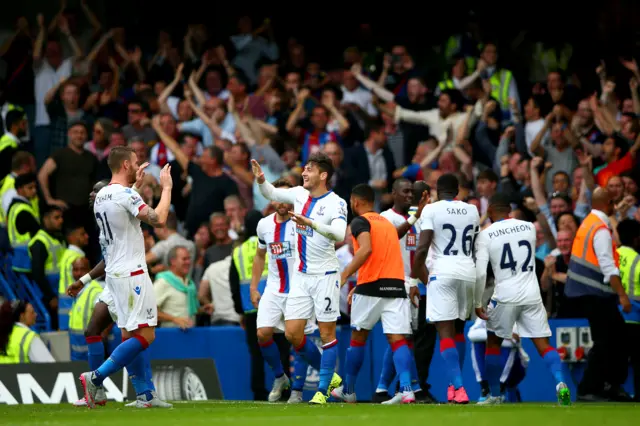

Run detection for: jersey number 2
[[95, 212, 114, 245], [443, 224, 475, 256], [499, 240, 533, 272]]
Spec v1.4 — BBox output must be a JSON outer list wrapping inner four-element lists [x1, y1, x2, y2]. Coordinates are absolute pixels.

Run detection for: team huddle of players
[[71, 148, 570, 408]]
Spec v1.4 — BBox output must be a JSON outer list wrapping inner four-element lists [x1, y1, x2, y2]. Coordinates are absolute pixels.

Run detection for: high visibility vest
[[58, 249, 84, 295], [443, 36, 480, 76], [0, 133, 18, 153], [489, 69, 513, 112], [533, 43, 572, 72], [28, 230, 66, 328], [7, 200, 39, 247], [617, 246, 640, 323], [68, 280, 102, 360], [0, 325, 37, 364], [438, 79, 455, 92], [0, 174, 40, 226], [566, 212, 620, 298], [232, 236, 268, 313]]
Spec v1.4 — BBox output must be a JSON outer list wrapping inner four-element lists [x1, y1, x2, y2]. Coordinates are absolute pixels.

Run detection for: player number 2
[[95, 212, 114, 245], [499, 240, 533, 272], [442, 224, 474, 256]]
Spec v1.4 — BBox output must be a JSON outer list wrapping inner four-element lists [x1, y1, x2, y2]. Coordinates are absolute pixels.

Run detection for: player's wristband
[[407, 215, 418, 225], [311, 221, 318, 231], [409, 278, 419, 288], [80, 274, 91, 285]]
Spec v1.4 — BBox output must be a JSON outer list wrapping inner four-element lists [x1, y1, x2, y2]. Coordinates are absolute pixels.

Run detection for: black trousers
[[413, 295, 437, 392], [626, 323, 640, 401], [243, 313, 291, 401], [574, 296, 628, 395]]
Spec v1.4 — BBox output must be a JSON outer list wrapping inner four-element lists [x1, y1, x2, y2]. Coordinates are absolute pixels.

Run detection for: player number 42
[[499, 240, 533, 272]]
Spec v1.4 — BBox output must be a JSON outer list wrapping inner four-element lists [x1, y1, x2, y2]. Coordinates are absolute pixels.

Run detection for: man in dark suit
[[347, 121, 396, 211]]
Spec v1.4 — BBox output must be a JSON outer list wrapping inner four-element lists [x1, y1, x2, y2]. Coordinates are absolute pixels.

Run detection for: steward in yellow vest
[[29, 207, 65, 329], [0, 109, 27, 182], [6, 173, 40, 272], [479, 43, 519, 119], [58, 225, 89, 331], [230, 211, 268, 314], [0, 300, 54, 363], [69, 257, 102, 360], [0, 151, 38, 226]]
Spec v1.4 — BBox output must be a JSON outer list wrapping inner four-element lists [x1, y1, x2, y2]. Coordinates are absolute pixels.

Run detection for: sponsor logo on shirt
[[130, 195, 142, 205], [296, 223, 313, 237], [269, 241, 293, 259], [406, 233, 417, 251], [134, 286, 141, 295]]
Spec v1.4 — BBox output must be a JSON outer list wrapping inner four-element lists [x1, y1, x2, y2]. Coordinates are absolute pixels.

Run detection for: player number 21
[[95, 211, 114, 245], [499, 240, 533, 272]]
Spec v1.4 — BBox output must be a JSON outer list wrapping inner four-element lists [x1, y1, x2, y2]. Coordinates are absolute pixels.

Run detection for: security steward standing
[[68, 257, 103, 361], [230, 210, 290, 401], [0, 300, 55, 363], [29, 206, 65, 331], [6, 173, 40, 271], [616, 219, 640, 401], [565, 187, 632, 401]]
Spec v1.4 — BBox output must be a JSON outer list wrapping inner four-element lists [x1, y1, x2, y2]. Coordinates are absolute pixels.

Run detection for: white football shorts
[[285, 271, 340, 323]]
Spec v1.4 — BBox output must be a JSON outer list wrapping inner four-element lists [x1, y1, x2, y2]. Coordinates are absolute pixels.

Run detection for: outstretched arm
[[251, 159, 297, 204]]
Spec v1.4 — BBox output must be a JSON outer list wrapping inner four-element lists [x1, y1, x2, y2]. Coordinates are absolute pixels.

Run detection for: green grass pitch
[[1, 402, 639, 426]]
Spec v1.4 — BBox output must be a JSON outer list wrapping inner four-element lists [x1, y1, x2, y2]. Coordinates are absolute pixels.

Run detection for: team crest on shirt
[[406, 233, 417, 251], [269, 241, 293, 259], [317, 206, 325, 216], [296, 223, 313, 236]]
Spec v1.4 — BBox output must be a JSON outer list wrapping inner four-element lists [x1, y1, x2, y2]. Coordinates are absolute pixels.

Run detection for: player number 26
[[442, 224, 475, 256]]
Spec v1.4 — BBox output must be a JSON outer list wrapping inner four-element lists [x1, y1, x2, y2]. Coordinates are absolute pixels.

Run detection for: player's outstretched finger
[[139, 161, 150, 171]]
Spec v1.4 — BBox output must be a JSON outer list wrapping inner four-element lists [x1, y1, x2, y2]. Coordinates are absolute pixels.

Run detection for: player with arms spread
[[474, 194, 570, 405], [411, 174, 479, 404], [251, 178, 315, 404], [252, 152, 346, 405], [79, 146, 173, 409]]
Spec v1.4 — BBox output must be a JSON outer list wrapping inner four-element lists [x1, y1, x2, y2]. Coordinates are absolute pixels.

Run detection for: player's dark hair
[[392, 178, 411, 193], [14, 173, 36, 189], [108, 146, 136, 173], [436, 174, 459, 199], [413, 181, 431, 205], [351, 184, 375, 204], [618, 219, 640, 247], [307, 152, 334, 183], [489, 193, 511, 213], [273, 178, 292, 189], [11, 151, 32, 172]]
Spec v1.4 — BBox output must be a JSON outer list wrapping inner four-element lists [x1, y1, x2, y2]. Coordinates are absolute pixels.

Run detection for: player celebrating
[[331, 184, 414, 404], [69, 179, 171, 408], [411, 174, 479, 404], [79, 146, 173, 409], [374, 178, 429, 403], [474, 194, 570, 405], [252, 178, 316, 403], [252, 152, 346, 405]]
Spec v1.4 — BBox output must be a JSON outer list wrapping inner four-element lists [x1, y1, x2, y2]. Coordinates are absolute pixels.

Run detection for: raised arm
[[351, 63, 395, 103], [151, 116, 189, 170], [85, 30, 113, 64], [252, 160, 297, 203], [158, 63, 184, 112], [80, 0, 102, 35], [59, 18, 82, 58], [188, 71, 206, 106], [137, 164, 173, 227], [530, 113, 553, 157], [33, 14, 46, 63]]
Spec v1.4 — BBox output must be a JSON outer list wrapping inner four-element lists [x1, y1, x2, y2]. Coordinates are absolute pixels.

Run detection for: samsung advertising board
[[0, 359, 222, 405]]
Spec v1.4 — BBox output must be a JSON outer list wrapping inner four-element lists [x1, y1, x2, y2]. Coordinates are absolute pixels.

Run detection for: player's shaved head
[[350, 184, 375, 216], [392, 178, 411, 192], [436, 173, 459, 200], [488, 193, 511, 221], [413, 181, 431, 205]]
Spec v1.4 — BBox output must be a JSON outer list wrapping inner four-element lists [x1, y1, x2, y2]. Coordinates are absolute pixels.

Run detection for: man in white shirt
[[341, 70, 377, 117], [198, 256, 241, 326]]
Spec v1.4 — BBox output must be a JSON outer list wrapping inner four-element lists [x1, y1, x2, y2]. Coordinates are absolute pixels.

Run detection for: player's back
[[421, 200, 479, 281], [93, 184, 147, 277], [481, 218, 540, 305]]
